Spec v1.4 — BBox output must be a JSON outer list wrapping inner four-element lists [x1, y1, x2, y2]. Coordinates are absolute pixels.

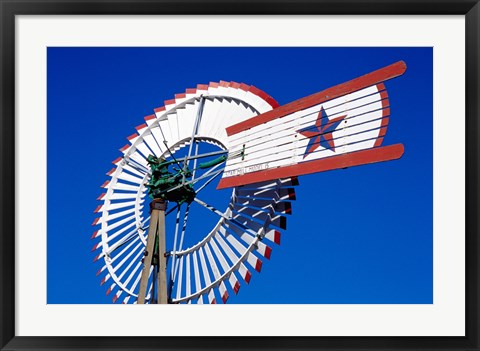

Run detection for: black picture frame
[[1, 1, 479, 350]]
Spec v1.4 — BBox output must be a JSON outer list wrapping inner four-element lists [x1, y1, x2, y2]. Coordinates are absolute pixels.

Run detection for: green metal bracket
[[146, 155, 195, 204], [198, 154, 227, 169]]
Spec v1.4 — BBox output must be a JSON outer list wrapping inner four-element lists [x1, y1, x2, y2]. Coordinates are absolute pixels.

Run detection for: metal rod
[[162, 140, 183, 170], [165, 165, 224, 194], [105, 218, 149, 256], [194, 168, 224, 194], [174, 203, 191, 279], [193, 197, 251, 232], [183, 97, 205, 184], [190, 141, 200, 180], [170, 207, 182, 281], [160, 149, 227, 166]]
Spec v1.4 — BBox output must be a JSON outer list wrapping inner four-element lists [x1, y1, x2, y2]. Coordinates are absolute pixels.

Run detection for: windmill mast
[[137, 155, 196, 304], [137, 199, 168, 304]]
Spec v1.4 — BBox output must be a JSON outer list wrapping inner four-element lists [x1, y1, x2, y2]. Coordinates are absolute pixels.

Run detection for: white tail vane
[[92, 61, 406, 304], [217, 61, 406, 189], [92, 82, 298, 303]]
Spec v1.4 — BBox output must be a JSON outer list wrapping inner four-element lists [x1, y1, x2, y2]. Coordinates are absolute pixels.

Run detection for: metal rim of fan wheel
[[91, 82, 298, 304]]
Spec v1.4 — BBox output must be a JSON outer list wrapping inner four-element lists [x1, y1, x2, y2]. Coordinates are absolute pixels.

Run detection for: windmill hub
[[146, 155, 196, 204]]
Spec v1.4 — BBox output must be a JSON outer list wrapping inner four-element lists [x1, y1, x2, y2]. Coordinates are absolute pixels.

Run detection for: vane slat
[[222, 226, 262, 272], [175, 255, 185, 300], [210, 236, 239, 298], [215, 229, 249, 289], [228, 84, 387, 147], [93, 207, 136, 225], [144, 115, 168, 154], [185, 254, 192, 298], [203, 242, 227, 303], [223, 221, 272, 260], [197, 246, 216, 304], [192, 251, 202, 298]]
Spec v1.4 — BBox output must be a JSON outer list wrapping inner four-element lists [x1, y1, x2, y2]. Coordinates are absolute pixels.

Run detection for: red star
[[297, 106, 346, 159]]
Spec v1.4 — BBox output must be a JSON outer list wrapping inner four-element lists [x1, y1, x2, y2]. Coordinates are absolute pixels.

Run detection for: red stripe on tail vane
[[374, 137, 384, 148], [378, 127, 388, 139], [226, 61, 406, 136], [374, 95, 391, 148], [218, 144, 404, 189]]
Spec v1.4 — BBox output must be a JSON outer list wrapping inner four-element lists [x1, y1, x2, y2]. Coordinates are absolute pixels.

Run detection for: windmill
[[91, 60, 406, 304]]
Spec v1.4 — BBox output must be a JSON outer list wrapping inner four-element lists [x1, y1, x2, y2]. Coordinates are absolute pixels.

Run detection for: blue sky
[[47, 47, 432, 304]]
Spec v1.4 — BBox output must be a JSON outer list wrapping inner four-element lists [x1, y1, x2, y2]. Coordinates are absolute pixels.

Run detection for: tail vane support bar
[[218, 144, 404, 189]]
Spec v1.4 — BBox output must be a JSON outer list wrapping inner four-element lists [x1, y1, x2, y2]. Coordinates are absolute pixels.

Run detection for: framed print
[[1, 1, 479, 351]]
